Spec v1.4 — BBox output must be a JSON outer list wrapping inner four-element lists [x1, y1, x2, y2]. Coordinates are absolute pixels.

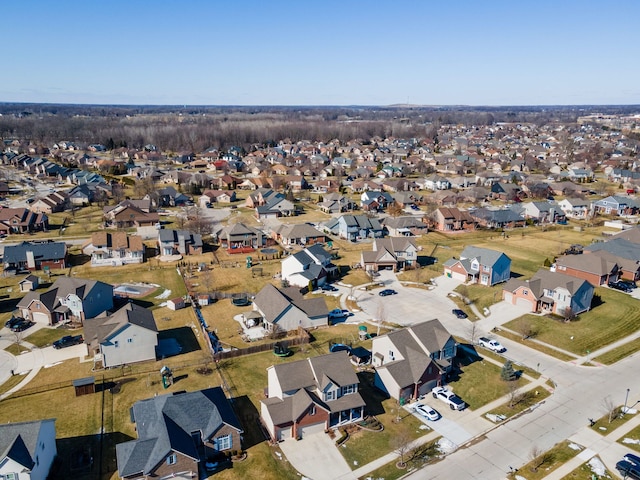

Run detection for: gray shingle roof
[[116, 388, 242, 477], [3, 240, 67, 265], [0, 419, 55, 470]]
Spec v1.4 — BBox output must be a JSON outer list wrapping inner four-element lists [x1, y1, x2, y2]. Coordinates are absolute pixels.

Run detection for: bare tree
[[516, 317, 533, 340], [392, 426, 413, 469], [602, 396, 620, 424], [528, 445, 553, 472], [467, 321, 478, 345]]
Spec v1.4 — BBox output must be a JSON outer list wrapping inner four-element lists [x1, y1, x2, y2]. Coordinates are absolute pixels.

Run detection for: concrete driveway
[[277, 431, 354, 480]]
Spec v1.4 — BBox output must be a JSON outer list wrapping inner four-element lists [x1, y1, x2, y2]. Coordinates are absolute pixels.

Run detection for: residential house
[[360, 191, 393, 212], [423, 174, 452, 191], [591, 195, 640, 216], [82, 232, 145, 266], [470, 207, 526, 229], [84, 302, 158, 368], [252, 284, 328, 332], [382, 216, 428, 237], [214, 223, 267, 252], [145, 186, 190, 208], [322, 214, 384, 242], [502, 269, 594, 316], [157, 229, 203, 256], [491, 182, 522, 201], [558, 198, 590, 219], [19, 274, 40, 292], [103, 202, 159, 229], [260, 351, 365, 441], [116, 388, 243, 479], [431, 207, 476, 232], [0, 419, 57, 480], [361, 237, 418, 272], [199, 189, 237, 207], [585, 237, 640, 281], [0, 208, 48, 234], [255, 194, 296, 220], [553, 253, 620, 286], [371, 319, 457, 402], [3, 240, 67, 271], [17, 277, 114, 326], [519, 201, 566, 224], [317, 193, 354, 214], [443, 246, 511, 286], [29, 191, 68, 214], [273, 223, 326, 246], [281, 245, 337, 289]]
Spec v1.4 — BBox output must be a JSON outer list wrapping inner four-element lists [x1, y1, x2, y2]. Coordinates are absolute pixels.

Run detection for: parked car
[[328, 308, 345, 319], [432, 386, 466, 411], [321, 284, 339, 292], [4, 316, 24, 329], [616, 459, 640, 479], [410, 204, 420, 211], [11, 320, 34, 332], [609, 281, 633, 293], [413, 403, 440, 421], [617, 280, 636, 290], [478, 337, 507, 353], [624, 453, 640, 467], [53, 335, 84, 349], [379, 289, 397, 297], [452, 309, 468, 319]]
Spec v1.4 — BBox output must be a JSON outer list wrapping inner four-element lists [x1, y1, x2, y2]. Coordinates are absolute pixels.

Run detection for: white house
[[252, 284, 328, 332], [558, 198, 590, 219], [83, 302, 158, 368], [0, 419, 57, 480]]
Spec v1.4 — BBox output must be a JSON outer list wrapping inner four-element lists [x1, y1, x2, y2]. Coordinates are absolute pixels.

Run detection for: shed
[[73, 376, 96, 396], [167, 297, 185, 311], [19, 274, 40, 292], [197, 294, 210, 306]]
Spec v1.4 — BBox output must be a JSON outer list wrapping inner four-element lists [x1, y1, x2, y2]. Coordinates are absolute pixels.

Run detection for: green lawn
[[24, 326, 83, 348], [448, 348, 529, 410], [593, 337, 640, 365], [503, 287, 640, 356], [508, 440, 581, 480], [617, 423, 640, 451], [358, 437, 442, 480], [560, 459, 614, 480]]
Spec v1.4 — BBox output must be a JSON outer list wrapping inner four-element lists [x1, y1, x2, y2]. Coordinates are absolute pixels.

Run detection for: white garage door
[[451, 271, 466, 282], [516, 297, 534, 311], [32, 312, 49, 325], [298, 422, 326, 438], [503, 292, 513, 303]]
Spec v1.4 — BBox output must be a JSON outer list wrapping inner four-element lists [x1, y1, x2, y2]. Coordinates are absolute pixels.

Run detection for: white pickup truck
[[431, 386, 466, 411], [478, 336, 506, 353]]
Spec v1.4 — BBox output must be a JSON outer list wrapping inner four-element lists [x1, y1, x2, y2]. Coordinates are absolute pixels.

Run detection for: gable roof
[[84, 302, 157, 347], [116, 388, 242, 477], [0, 419, 55, 470], [503, 268, 591, 297], [253, 284, 328, 323], [3, 240, 67, 265], [459, 246, 509, 267]]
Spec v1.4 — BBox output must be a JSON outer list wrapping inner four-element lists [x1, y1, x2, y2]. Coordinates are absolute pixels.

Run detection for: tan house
[[431, 207, 476, 232], [361, 237, 418, 272], [83, 231, 145, 266]]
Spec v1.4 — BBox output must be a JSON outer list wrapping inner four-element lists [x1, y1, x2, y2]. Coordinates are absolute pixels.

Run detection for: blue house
[[443, 246, 511, 286]]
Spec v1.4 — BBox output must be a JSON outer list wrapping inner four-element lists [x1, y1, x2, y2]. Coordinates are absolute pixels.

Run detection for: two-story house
[[591, 195, 640, 216], [214, 222, 267, 252], [322, 214, 384, 242], [443, 246, 511, 286], [0, 419, 57, 480], [116, 388, 243, 479], [260, 351, 366, 441], [84, 302, 158, 369], [281, 244, 337, 289], [558, 198, 590, 219], [17, 277, 113, 326], [0, 208, 48, 235], [382, 216, 429, 237], [360, 237, 417, 272], [431, 207, 476, 232], [519, 201, 566, 224], [82, 231, 145, 267], [502, 269, 594, 316], [372, 319, 457, 402]]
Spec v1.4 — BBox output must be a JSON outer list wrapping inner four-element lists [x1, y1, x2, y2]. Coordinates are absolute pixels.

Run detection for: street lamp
[[624, 388, 630, 414]]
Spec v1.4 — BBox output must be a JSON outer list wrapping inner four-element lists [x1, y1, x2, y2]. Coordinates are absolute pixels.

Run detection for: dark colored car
[[11, 320, 34, 332], [4, 316, 24, 329], [452, 309, 468, 319], [379, 289, 397, 296], [53, 335, 84, 349], [321, 284, 338, 292], [609, 281, 632, 293], [625, 453, 640, 467], [617, 459, 640, 479], [618, 280, 637, 290]]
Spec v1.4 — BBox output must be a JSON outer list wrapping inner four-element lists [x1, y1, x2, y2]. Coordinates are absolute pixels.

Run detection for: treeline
[[0, 103, 635, 153]]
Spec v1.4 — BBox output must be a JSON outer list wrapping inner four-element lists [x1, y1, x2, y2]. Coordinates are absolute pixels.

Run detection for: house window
[[342, 384, 356, 395], [309, 405, 316, 416], [114, 340, 119, 348], [127, 338, 133, 343], [523, 289, 528, 296], [216, 434, 232, 451], [6, 474, 18, 480], [166, 454, 177, 465], [325, 390, 336, 401]]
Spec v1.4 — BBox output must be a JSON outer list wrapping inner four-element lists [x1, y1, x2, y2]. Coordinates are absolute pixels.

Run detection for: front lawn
[[447, 347, 530, 410], [508, 440, 582, 480], [560, 458, 615, 480], [617, 421, 640, 451], [503, 287, 640, 356], [25, 326, 83, 348]]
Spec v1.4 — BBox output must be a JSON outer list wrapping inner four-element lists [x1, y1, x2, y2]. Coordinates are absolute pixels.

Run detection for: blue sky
[[3, 0, 639, 106]]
